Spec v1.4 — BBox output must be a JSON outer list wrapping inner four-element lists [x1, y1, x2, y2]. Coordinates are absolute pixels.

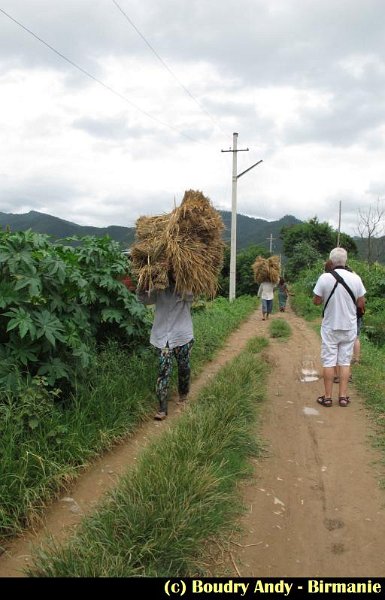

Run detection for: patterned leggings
[[156, 340, 194, 413]]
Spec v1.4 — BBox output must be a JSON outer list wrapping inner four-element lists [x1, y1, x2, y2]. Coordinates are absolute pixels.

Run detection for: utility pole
[[222, 133, 263, 301], [267, 233, 276, 253], [337, 200, 342, 247]]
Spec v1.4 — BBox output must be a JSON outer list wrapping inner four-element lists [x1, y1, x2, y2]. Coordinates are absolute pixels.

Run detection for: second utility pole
[[222, 132, 263, 301]]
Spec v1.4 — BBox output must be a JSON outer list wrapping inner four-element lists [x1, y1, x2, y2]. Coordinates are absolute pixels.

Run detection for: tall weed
[[0, 296, 257, 541], [29, 337, 269, 577]]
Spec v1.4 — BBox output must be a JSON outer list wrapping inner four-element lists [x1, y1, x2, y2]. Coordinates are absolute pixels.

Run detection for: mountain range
[[0, 210, 302, 255]]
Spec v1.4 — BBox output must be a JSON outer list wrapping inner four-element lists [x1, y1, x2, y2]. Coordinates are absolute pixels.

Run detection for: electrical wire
[[112, 0, 227, 138], [0, 6, 202, 143]]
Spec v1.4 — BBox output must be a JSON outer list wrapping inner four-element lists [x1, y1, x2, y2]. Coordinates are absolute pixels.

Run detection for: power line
[[112, 0, 227, 137], [0, 6, 200, 143]]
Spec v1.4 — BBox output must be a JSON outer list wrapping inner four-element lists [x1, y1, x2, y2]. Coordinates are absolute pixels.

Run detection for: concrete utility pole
[[222, 132, 263, 301], [267, 233, 276, 253], [337, 200, 342, 247]]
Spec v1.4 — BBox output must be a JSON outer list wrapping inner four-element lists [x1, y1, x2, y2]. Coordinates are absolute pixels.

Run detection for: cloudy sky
[[1, 0, 385, 237]]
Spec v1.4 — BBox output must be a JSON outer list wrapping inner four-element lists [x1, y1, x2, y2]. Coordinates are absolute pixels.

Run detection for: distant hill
[[0, 210, 302, 254], [0, 210, 136, 247], [220, 212, 302, 253]]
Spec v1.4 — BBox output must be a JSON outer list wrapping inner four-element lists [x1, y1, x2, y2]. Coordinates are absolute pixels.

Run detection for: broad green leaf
[[101, 308, 123, 323], [14, 275, 42, 296], [33, 310, 65, 346], [37, 358, 70, 384], [3, 307, 37, 339], [0, 282, 19, 308]]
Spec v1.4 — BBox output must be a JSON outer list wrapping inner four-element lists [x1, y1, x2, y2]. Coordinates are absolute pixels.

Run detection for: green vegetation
[[29, 337, 269, 577], [269, 318, 292, 340], [290, 258, 385, 346], [0, 230, 150, 393], [219, 244, 269, 298], [0, 295, 257, 543], [281, 217, 357, 260], [280, 218, 357, 280]]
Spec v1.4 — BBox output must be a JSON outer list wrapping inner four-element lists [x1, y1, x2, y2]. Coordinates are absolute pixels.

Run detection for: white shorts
[[320, 326, 356, 367]]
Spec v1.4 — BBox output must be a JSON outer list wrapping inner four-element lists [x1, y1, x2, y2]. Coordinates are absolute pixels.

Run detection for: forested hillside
[[0, 210, 300, 254]]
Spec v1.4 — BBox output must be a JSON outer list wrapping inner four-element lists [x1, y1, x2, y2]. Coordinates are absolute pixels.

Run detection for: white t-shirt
[[257, 281, 275, 300], [313, 269, 366, 330], [137, 287, 194, 349]]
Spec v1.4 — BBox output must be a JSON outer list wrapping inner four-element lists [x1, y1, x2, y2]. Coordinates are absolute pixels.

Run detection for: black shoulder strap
[[322, 270, 357, 317], [322, 277, 339, 317], [330, 270, 357, 306]]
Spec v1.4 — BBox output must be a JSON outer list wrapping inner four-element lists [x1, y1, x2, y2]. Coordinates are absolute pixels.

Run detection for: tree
[[284, 241, 322, 280], [357, 198, 385, 264], [218, 244, 269, 297], [281, 217, 357, 258]]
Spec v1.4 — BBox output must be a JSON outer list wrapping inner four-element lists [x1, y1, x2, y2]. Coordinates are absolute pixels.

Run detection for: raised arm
[[136, 287, 157, 306]]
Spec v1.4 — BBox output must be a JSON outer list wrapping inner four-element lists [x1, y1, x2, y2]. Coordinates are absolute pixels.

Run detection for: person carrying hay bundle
[[131, 190, 224, 297], [137, 272, 194, 421], [135, 190, 224, 420], [253, 255, 280, 320]]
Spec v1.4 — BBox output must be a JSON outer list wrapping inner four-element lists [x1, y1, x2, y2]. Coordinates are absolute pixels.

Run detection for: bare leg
[[338, 365, 350, 398], [323, 366, 334, 398], [353, 337, 361, 363]]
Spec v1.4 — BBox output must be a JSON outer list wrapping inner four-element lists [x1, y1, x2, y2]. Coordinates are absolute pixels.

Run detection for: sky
[[1, 0, 385, 238]]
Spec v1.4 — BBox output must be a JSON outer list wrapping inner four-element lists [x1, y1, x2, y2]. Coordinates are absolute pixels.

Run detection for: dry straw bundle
[[252, 255, 281, 284], [131, 190, 225, 297]]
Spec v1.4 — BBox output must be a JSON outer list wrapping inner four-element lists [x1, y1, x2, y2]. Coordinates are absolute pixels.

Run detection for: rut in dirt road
[[228, 308, 385, 577]]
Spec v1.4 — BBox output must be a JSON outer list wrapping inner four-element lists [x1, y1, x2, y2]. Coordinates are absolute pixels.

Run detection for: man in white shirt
[[313, 247, 366, 408]]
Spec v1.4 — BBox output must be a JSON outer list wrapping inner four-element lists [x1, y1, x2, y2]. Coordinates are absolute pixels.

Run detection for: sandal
[[317, 395, 332, 407], [154, 411, 167, 420], [176, 394, 188, 405], [339, 396, 350, 407]]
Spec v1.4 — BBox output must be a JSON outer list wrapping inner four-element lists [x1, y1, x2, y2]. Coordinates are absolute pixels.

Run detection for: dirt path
[[1, 304, 385, 577], [228, 307, 385, 577], [0, 307, 262, 577]]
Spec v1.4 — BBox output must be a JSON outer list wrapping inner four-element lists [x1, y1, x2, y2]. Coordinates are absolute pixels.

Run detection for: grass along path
[[0, 296, 256, 545], [0, 301, 265, 577], [29, 337, 270, 576]]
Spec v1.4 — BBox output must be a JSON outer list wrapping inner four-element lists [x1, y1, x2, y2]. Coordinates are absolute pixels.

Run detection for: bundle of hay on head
[[252, 255, 280, 284], [131, 214, 171, 291], [131, 190, 225, 298]]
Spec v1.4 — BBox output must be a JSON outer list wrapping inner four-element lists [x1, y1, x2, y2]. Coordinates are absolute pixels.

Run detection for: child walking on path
[[277, 277, 289, 312]]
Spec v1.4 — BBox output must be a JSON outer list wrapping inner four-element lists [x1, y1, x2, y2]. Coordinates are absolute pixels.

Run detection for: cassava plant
[[0, 230, 150, 394]]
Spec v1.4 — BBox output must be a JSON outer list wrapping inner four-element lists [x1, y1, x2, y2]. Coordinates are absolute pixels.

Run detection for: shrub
[[0, 230, 150, 393]]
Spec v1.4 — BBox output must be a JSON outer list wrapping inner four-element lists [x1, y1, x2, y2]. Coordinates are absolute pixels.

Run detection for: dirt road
[[1, 304, 385, 577], [229, 308, 385, 577]]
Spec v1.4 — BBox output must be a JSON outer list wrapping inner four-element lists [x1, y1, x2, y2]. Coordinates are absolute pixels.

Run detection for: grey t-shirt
[[137, 287, 194, 349]]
